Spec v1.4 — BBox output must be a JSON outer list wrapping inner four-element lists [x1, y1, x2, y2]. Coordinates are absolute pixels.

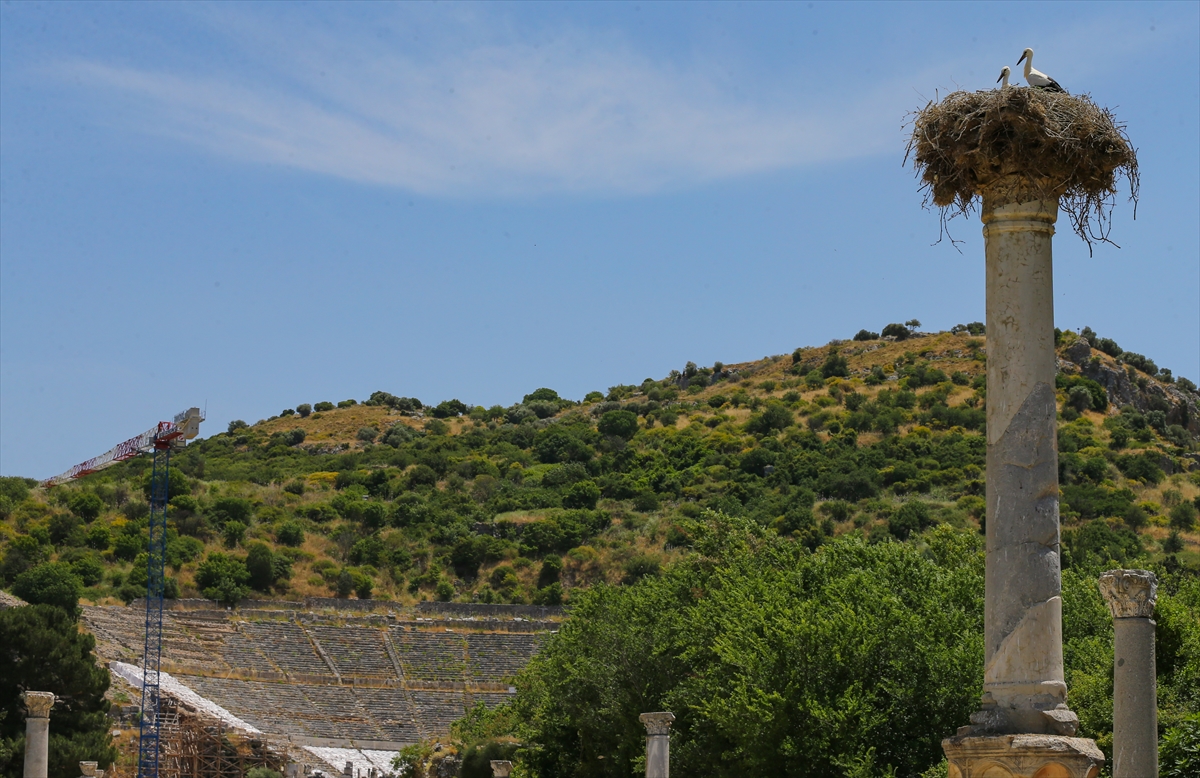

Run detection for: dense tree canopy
[[0, 605, 116, 777]]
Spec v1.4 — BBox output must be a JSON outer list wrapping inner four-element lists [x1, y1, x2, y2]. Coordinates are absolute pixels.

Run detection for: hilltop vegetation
[[2, 324, 1198, 613], [3, 322, 1200, 774]]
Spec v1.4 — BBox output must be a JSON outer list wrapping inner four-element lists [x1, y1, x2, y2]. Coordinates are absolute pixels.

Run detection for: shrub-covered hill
[[1, 324, 1198, 610]]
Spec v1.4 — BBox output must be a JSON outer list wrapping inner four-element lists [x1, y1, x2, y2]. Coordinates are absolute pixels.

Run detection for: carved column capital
[[79, 762, 99, 778], [639, 712, 675, 735], [21, 692, 55, 719], [1099, 569, 1157, 619]]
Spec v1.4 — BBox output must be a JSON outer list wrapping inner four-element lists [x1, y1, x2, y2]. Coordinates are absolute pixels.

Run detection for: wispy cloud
[[58, 19, 916, 197]]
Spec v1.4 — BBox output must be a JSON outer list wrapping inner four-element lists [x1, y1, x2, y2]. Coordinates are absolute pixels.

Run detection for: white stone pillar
[[1099, 569, 1158, 778], [490, 760, 513, 778], [977, 194, 1076, 736], [639, 712, 674, 778], [21, 692, 55, 778], [942, 183, 1103, 777]]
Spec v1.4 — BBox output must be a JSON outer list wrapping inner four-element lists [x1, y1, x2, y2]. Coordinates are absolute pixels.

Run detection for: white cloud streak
[[59, 26, 914, 197]]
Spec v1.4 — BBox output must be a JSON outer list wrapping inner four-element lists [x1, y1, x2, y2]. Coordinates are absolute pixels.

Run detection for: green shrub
[[357, 427, 379, 443], [853, 330, 879, 341], [296, 404, 312, 418]]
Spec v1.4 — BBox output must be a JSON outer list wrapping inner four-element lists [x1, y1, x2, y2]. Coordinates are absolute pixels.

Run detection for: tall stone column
[[1099, 569, 1158, 778], [942, 182, 1104, 778], [21, 692, 55, 778], [490, 761, 513, 778], [978, 192, 1073, 736], [639, 712, 675, 778]]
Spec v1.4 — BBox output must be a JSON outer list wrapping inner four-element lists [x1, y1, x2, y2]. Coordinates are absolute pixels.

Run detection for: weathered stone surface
[[639, 711, 675, 736], [78, 762, 98, 778], [1098, 570, 1157, 619], [943, 734, 1104, 778], [1064, 338, 1092, 367], [490, 761, 513, 778]]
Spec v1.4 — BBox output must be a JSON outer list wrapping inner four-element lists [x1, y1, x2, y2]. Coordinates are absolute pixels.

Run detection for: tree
[[1067, 386, 1093, 412], [195, 552, 249, 605], [432, 399, 468, 418], [336, 570, 354, 599], [888, 501, 933, 540], [563, 481, 601, 510], [314, 401, 335, 412], [524, 388, 561, 404], [881, 323, 911, 341], [227, 419, 249, 433], [821, 350, 850, 379], [905, 319, 922, 330], [1169, 502, 1198, 531], [0, 605, 117, 778], [67, 493, 104, 522], [853, 329, 879, 341], [598, 410, 639, 440], [222, 521, 247, 548], [512, 519, 985, 778], [296, 404, 313, 418], [245, 542, 276, 592], [12, 563, 82, 618]]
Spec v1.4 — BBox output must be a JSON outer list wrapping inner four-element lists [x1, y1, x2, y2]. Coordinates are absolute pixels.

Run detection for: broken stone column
[[942, 182, 1103, 777], [1099, 569, 1158, 778], [639, 712, 674, 778], [21, 692, 55, 778], [490, 761, 513, 778]]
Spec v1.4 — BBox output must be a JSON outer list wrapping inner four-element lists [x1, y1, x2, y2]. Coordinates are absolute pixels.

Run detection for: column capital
[[639, 712, 675, 735], [79, 762, 98, 778], [1099, 569, 1157, 619], [21, 692, 55, 719], [489, 761, 513, 778]]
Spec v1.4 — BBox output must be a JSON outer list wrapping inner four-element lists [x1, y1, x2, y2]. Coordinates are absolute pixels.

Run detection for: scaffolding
[[114, 699, 291, 778]]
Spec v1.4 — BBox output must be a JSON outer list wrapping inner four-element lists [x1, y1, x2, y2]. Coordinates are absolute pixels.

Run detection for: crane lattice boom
[[41, 408, 203, 486]]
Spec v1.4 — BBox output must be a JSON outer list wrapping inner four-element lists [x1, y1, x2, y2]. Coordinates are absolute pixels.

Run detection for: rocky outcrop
[[1059, 339, 1200, 437]]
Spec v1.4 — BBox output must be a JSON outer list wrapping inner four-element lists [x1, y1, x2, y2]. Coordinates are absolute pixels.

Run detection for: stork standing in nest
[[997, 66, 1012, 89], [1017, 48, 1066, 93]]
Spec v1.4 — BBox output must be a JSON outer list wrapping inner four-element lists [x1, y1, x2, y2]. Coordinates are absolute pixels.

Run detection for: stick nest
[[907, 87, 1138, 250]]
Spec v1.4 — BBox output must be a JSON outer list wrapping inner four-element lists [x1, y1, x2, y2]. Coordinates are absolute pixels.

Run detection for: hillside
[[2, 323, 1198, 611]]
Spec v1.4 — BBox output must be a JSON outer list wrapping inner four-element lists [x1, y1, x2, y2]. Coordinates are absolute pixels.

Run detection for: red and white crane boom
[[42, 408, 203, 486]]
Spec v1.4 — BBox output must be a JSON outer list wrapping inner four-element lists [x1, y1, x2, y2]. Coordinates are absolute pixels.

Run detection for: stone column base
[[943, 735, 1104, 778]]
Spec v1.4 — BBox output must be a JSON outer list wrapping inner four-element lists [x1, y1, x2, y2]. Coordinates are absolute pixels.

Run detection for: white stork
[[997, 66, 1012, 89], [1017, 48, 1066, 93]]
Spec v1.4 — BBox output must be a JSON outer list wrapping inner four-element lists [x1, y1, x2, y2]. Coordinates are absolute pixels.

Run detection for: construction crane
[[43, 407, 204, 778]]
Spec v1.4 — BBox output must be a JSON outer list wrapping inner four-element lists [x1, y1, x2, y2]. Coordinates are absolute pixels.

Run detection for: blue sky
[[2, 1, 1197, 479]]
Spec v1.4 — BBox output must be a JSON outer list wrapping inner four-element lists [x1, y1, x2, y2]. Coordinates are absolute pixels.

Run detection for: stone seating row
[[176, 676, 471, 744], [465, 633, 541, 680], [307, 625, 395, 677], [391, 630, 468, 681]]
